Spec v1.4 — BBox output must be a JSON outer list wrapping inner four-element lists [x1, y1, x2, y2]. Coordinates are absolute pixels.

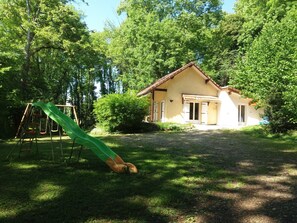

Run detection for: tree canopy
[[108, 0, 222, 90], [0, 0, 105, 136], [232, 8, 297, 132]]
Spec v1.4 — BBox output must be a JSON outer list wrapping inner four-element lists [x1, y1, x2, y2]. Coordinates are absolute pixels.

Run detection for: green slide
[[33, 101, 137, 173]]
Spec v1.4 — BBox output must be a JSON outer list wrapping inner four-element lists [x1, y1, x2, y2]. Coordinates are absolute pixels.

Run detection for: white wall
[[246, 104, 264, 126], [217, 91, 237, 126], [218, 91, 264, 127]]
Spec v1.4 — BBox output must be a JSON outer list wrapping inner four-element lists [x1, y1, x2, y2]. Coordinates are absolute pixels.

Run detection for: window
[[238, 105, 246, 123], [189, 102, 199, 121]]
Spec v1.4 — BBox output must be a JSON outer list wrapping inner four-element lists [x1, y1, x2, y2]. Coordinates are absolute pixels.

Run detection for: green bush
[[93, 92, 149, 133]]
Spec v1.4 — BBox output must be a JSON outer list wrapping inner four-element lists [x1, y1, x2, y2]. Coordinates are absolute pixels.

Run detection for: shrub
[[93, 92, 149, 133]]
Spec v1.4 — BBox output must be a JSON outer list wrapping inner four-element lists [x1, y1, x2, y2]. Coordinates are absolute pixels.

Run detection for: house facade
[[138, 62, 263, 127]]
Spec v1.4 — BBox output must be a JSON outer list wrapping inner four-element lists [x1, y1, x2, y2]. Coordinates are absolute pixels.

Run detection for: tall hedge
[[93, 92, 149, 133]]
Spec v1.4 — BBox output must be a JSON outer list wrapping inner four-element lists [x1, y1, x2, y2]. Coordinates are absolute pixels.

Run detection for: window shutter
[[183, 102, 190, 121]]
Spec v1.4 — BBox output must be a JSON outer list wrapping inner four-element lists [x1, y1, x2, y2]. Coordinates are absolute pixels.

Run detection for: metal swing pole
[[69, 138, 76, 161], [49, 120, 55, 161], [69, 137, 83, 162], [59, 125, 64, 161]]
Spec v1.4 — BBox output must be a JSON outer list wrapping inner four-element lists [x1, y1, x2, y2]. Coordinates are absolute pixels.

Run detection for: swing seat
[[25, 123, 39, 135], [25, 130, 37, 135]]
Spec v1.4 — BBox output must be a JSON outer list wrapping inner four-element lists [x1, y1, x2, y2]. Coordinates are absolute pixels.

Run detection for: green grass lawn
[[0, 127, 297, 223]]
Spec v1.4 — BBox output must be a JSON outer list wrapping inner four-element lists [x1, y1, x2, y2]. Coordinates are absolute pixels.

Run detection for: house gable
[[161, 66, 220, 99], [162, 67, 220, 123], [143, 63, 221, 123], [137, 62, 221, 97]]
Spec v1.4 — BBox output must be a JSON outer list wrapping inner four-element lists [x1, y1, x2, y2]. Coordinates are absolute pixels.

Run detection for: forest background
[[0, 0, 296, 138]]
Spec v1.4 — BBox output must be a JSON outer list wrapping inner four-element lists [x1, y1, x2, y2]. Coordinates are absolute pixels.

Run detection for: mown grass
[[0, 127, 296, 223]]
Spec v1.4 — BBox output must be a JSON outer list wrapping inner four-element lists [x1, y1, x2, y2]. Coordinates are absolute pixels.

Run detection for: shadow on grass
[[0, 130, 297, 223]]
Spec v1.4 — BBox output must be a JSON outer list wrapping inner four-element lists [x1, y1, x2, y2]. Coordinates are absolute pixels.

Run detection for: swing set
[[8, 103, 80, 160]]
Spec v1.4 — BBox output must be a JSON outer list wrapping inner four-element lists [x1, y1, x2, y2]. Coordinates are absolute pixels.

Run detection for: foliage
[[232, 9, 297, 132], [201, 13, 244, 86], [108, 0, 222, 90], [93, 92, 149, 132], [235, 0, 296, 47], [0, 0, 88, 101], [201, 0, 297, 133], [201, 0, 296, 87], [89, 31, 121, 96], [0, 0, 114, 135]]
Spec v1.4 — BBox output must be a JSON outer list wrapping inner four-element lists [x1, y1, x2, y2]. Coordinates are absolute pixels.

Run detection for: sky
[[74, 0, 236, 32]]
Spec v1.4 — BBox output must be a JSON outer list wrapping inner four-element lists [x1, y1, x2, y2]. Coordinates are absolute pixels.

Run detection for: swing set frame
[[8, 103, 81, 161]]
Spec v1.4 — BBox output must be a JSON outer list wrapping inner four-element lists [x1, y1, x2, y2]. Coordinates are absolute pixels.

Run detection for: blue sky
[[74, 0, 236, 32]]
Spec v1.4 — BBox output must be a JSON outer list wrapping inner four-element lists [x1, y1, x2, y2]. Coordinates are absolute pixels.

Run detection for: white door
[[201, 102, 208, 124]]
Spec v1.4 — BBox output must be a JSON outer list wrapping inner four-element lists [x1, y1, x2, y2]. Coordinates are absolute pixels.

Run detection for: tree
[[108, 0, 222, 91], [232, 9, 297, 132], [201, 13, 244, 86], [235, 0, 296, 47], [0, 0, 110, 135], [0, 0, 90, 101], [201, 0, 296, 87], [90, 31, 120, 96]]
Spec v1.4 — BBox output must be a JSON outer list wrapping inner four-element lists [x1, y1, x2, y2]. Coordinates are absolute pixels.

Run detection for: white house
[[137, 62, 263, 127]]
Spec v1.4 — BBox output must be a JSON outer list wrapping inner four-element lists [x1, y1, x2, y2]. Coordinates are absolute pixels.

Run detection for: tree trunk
[[21, 0, 34, 100]]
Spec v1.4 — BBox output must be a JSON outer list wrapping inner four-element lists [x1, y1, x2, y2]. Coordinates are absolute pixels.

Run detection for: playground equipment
[[15, 103, 79, 138], [13, 103, 79, 158], [15, 101, 137, 174]]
